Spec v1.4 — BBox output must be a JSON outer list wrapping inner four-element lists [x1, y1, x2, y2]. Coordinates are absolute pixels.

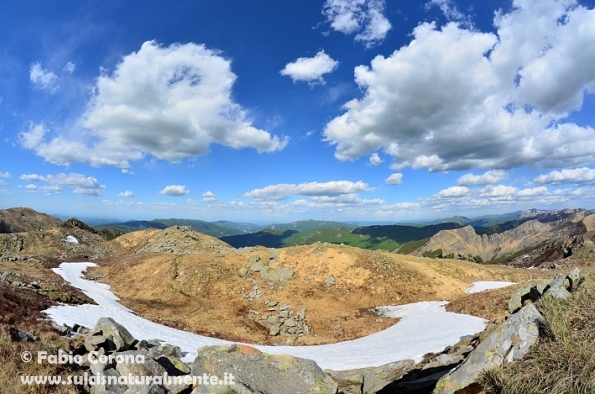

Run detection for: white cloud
[[388, 202, 421, 209], [478, 185, 518, 197], [118, 191, 135, 197], [426, 0, 470, 27], [0, 180, 6, 186], [458, 170, 509, 186], [20, 41, 288, 167], [202, 191, 217, 202], [322, 0, 391, 47], [20, 172, 105, 196], [280, 51, 339, 84], [63, 62, 76, 74], [245, 180, 369, 200], [369, 153, 383, 166], [0, 171, 11, 178], [20, 174, 47, 182], [385, 173, 403, 185], [533, 167, 595, 185], [23, 184, 62, 195], [436, 186, 469, 198], [30, 62, 58, 92], [518, 186, 548, 197], [158, 185, 190, 196], [323, 1, 595, 172]]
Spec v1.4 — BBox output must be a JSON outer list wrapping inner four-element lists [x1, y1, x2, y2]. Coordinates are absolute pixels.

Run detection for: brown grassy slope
[[0, 283, 83, 394], [0, 207, 61, 234], [92, 236, 549, 346]]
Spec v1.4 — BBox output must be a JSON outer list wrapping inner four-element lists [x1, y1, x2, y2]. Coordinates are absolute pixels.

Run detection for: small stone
[[325, 275, 336, 287]]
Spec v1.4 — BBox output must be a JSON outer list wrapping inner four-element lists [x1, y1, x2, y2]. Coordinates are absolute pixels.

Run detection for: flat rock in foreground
[[191, 344, 338, 393]]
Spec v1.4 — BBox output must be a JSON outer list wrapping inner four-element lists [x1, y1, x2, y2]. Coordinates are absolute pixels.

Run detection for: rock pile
[[248, 301, 310, 338], [51, 317, 336, 394]]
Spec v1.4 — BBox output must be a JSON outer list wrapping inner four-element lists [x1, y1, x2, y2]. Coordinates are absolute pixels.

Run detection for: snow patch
[[45, 262, 488, 370], [64, 235, 78, 244], [465, 281, 515, 294]]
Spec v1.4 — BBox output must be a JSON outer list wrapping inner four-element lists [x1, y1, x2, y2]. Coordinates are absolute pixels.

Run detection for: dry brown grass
[[0, 283, 82, 393], [446, 283, 532, 324]]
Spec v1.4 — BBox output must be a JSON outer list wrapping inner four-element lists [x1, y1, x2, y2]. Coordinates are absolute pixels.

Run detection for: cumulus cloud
[[323, 1, 595, 172], [202, 191, 217, 202], [458, 170, 509, 186], [30, 62, 58, 92], [20, 41, 288, 167], [118, 191, 135, 197], [322, 0, 391, 47], [20, 172, 105, 197], [533, 167, 595, 185], [245, 180, 369, 200], [280, 51, 339, 84], [478, 184, 518, 198], [158, 185, 190, 196], [0, 172, 11, 178], [518, 186, 549, 197], [385, 173, 403, 185], [369, 153, 383, 165], [435, 186, 469, 198]]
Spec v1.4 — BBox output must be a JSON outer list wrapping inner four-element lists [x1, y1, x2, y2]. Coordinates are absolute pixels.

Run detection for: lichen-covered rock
[[507, 285, 533, 313], [191, 344, 337, 394], [544, 285, 572, 300], [433, 303, 544, 394]]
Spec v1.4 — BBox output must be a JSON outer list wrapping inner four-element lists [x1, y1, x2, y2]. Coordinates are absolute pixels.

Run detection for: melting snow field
[[45, 262, 488, 370], [464, 281, 516, 294]]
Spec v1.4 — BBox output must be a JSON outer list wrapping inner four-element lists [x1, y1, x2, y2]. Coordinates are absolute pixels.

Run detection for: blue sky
[[2, 0, 595, 223]]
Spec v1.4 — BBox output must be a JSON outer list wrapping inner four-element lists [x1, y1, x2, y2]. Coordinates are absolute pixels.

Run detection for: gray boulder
[[191, 344, 337, 394], [92, 317, 136, 351], [327, 360, 415, 394], [544, 285, 572, 300]]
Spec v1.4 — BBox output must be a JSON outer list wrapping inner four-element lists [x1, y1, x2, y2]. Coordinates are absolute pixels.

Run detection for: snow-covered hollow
[[44, 262, 488, 370], [465, 281, 515, 294]]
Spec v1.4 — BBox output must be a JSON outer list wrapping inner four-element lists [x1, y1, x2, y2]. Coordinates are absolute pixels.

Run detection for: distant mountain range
[[7, 207, 587, 265], [83, 210, 590, 254]]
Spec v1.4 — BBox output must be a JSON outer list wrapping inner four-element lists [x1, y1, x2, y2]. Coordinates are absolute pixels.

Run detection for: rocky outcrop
[[433, 303, 543, 394], [434, 268, 587, 394]]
